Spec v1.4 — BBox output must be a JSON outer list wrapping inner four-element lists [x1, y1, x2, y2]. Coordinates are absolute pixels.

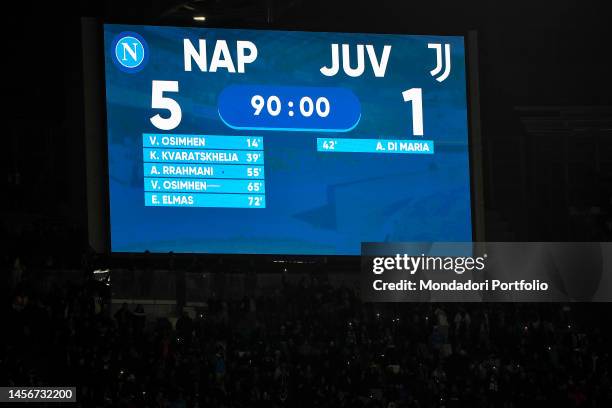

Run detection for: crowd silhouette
[[4, 258, 612, 408]]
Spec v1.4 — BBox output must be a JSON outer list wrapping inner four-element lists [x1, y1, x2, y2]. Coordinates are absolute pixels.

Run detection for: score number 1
[[402, 88, 424, 136]]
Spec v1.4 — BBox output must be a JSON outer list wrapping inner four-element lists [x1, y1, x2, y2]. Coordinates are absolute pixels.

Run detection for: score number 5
[[150, 80, 182, 131]]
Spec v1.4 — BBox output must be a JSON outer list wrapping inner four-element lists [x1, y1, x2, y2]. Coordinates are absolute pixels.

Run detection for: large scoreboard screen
[[102, 24, 474, 255]]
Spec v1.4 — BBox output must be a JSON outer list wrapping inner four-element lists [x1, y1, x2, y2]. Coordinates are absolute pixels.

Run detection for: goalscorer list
[[142, 134, 266, 208]]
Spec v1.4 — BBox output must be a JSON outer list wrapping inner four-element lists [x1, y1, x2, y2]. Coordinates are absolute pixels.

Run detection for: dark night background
[[2, 2, 612, 407]]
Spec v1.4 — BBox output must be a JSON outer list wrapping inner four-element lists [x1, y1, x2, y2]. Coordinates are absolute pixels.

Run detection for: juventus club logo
[[428, 43, 451, 82]]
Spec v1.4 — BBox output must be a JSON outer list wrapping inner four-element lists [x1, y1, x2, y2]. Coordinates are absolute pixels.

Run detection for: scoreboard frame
[[81, 18, 485, 263]]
